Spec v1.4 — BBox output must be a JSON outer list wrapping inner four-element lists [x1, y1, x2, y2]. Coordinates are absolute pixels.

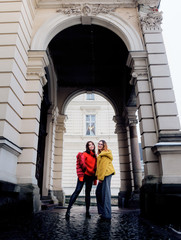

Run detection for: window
[[86, 115, 96, 136], [86, 93, 95, 100]]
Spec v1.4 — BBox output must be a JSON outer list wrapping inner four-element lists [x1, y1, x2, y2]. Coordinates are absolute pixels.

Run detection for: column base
[[0, 181, 41, 216], [140, 183, 181, 224], [53, 190, 65, 206], [128, 191, 140, 208], [118, 191, 131, 208]]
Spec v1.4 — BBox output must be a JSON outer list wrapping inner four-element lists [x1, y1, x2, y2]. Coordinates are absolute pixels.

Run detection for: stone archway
[[1, 0, 181, 222], [61, 92, 121, 203], [31, 13, 144, 52], [28, 2, 181, 221], [30, 15, 145, 205]]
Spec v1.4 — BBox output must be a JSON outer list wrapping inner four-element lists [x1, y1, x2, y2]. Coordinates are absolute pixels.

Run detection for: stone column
[[127, 107, 142, 192], [114, 116, 132, 207], [42, 106, 59, 204], [52, 114, 67, 205]]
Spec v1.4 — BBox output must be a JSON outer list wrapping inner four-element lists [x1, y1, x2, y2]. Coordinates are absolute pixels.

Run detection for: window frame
[[85, 114, 96, 136]]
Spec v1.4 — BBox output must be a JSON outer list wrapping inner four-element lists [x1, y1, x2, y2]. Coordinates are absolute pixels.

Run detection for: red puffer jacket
[[76, 152, 87, 179], [76, 152, 97, 185], [83, 151, 97, 176]]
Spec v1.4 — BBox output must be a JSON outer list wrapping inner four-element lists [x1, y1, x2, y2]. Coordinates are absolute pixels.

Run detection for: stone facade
[[62, 93, 120, 196], [0, 0, 181, 222]]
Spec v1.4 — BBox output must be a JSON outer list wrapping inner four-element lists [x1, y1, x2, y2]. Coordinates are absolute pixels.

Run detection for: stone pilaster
[[41, 106, 59, 204], [16, 50, 49, 213], [127, 107, 142, 192], [137, 4, 181, 221], [137, 2, 181, 185], [127, 51, 160, 183], [17, 50, 49, 185], [52, 114, 67, 205], [139, 3, 180, 134], [114, 115, 132, 207]]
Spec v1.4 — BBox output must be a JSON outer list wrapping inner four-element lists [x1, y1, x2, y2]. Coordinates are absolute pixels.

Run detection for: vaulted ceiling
[[48, 24, 133, 114]]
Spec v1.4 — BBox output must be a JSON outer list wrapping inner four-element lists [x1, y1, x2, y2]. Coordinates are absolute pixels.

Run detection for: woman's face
[[98, 141, 103, 151], [88, 142, 95, 151]]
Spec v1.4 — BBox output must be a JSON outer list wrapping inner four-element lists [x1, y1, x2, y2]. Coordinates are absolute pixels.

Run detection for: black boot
[[65, 209, 70, 220], [86, 211, 91, 218]]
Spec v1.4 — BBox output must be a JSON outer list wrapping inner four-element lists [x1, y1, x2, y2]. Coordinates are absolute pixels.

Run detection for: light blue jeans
[[96, 174, 112, 219]]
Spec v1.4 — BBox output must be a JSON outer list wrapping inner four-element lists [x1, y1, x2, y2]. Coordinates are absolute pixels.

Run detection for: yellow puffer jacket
[[96, 150, 115, 181]]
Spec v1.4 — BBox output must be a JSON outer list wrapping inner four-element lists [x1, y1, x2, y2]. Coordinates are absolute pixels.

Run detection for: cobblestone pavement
[[0, 206, 180, 240]]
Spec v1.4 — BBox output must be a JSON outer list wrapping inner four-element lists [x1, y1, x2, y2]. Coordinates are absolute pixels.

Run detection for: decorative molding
[[38, 0, 136, 9], [130, 71, 148, 85], [132, 72, 147, 78], [56, 114, 68, 133], [0, 138, 22, 157], [27, 51, 49, 86], [138, 0, 160, 8], [128, 119, 138, 126], [139, 4, 162, 32], [113, 116, 127, 133], [27, 70, 47, 86], [57, 4, 120, 16], [126, 107, 138, 127], [51, 107, 59, 124]]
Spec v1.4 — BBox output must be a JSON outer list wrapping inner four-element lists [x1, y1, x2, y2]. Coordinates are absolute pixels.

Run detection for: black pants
[[67, 175, 94, 212]]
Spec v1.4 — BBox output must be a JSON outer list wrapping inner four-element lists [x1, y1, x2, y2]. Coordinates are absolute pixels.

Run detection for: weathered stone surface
[[0, 206, 179, 239]]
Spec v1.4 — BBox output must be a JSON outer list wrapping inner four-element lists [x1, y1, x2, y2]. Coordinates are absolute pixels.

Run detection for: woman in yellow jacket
[[96, 140, 115, 221]]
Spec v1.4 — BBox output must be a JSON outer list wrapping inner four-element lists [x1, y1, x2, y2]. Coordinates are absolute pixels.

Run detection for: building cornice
[[36, 0, 137, 9], [35, 0, 161, 9]]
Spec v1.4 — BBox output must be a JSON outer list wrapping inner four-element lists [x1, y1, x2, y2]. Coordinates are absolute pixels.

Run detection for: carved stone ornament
[[51, 107, 59, 124], [57, 4, 119, 16], [129, 119, 138, 126], [130, 71, 148, 85], [27, 70, 47, 86], [139, 4, 162, 31], [138, 0, 160, 8]]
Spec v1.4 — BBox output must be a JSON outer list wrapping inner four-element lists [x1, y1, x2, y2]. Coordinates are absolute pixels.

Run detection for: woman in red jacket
[[65, 141, 97, 220]]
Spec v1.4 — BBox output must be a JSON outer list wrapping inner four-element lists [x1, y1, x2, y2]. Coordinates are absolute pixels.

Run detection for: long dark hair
[[85, 141, 96, 158]]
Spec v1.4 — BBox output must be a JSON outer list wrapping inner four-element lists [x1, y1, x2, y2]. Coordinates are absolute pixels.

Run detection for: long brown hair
[[98, 140, 108, 154], [85, 141, 96, 158]]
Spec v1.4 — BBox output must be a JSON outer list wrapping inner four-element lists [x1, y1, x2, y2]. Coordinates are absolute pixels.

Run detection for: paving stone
[[0, 206, 180, 240]]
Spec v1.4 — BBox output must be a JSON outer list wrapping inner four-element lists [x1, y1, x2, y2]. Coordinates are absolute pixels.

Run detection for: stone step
[[41, 197, 57, 210], [41, 203, 57, 211]]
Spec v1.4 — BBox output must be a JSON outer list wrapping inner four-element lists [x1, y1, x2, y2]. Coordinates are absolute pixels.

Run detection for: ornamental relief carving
[[26, 70, 47, 86], [139, 4, 162, 31], [138, 0, 160, 8], [57, 4, 120, 16], [140, 11, 162, 31]]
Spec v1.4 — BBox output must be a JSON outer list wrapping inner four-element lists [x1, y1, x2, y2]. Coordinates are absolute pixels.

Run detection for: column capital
[[49, 106, 59, 124], [113, 115, 127, 133], [127, 51, 147, 68], [126, 107, 138, 126], [56, 114, 68, 133], [139, 3, 162, 33], [127, 51, 148, 85], [27, 50, 49, 86]]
